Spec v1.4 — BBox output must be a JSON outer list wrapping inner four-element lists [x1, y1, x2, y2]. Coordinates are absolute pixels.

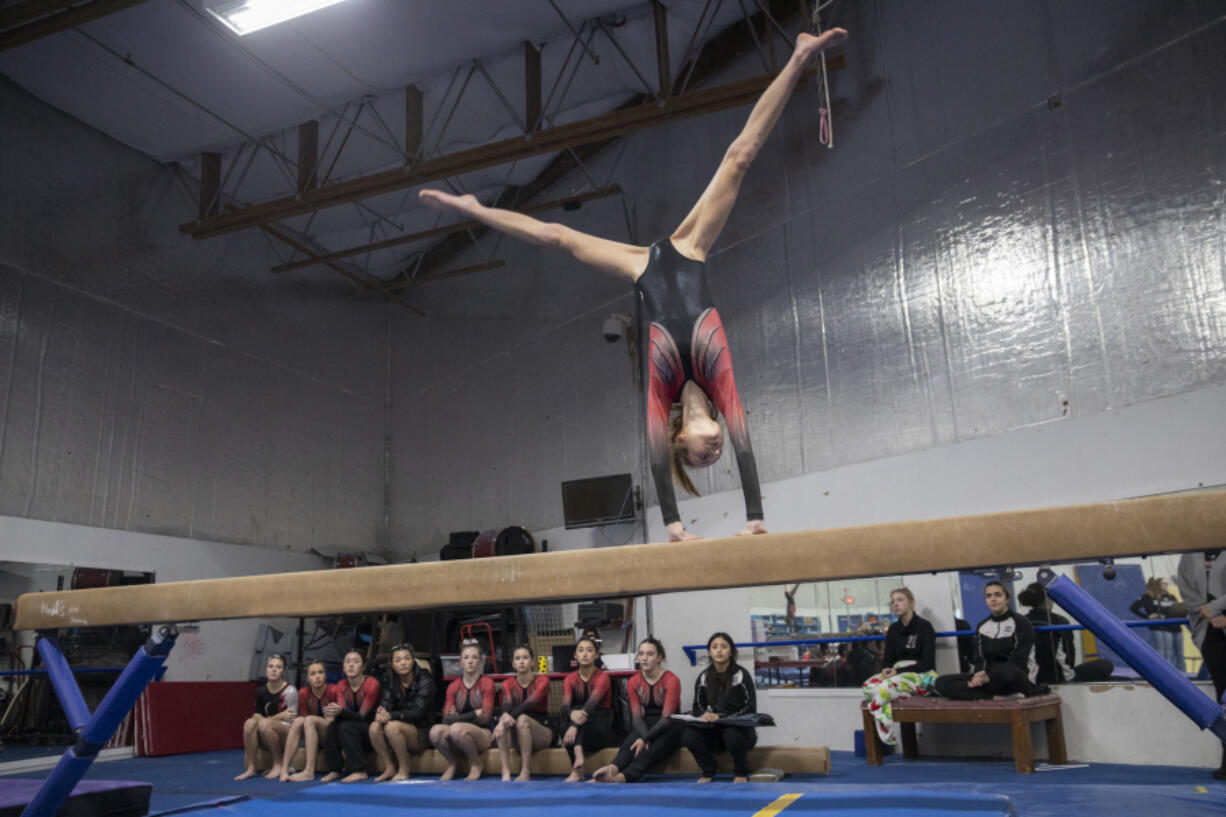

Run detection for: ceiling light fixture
[[204, 0, 347, 36]]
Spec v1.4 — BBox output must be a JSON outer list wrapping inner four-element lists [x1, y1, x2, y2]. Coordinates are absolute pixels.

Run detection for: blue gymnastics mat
[[197, 780, 1015, 817]]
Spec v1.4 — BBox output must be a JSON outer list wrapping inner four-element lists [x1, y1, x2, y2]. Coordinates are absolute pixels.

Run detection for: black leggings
[[680, 724, 757, 777], [934, 663, 1034, 700], [324, 718, 372, 773], [559, 709, 613, 763], [611, 721, 684, 782]]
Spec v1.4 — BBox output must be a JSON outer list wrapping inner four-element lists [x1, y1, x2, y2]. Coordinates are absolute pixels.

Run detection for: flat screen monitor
[[561, 473, 635, 529]]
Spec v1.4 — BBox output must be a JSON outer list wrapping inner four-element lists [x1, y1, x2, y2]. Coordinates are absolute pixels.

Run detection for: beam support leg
[[22, 626, 178, 817]]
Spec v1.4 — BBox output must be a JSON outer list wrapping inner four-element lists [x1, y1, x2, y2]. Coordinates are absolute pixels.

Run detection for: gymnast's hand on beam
[[667, 522, 702, 542], [736, 520, 768, 537]]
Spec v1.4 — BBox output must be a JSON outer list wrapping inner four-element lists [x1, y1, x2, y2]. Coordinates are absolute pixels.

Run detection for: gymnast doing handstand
[[420, 27, 848, 541]]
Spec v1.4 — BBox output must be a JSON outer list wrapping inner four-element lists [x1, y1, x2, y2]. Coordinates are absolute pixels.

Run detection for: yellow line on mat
[[751, 793, 804, 817]]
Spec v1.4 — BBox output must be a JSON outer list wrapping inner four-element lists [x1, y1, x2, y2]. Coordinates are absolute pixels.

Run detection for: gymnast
[[592, 637, 683, 783], [275, 660, 335, 782], [235, 653, 298, 781], [419, 26, 848, 541], [430, 640, 496, 780], [492, 644, 553, 781], [559, 636, 614, 782], [370, 643, 436, 781], [320, 649, 382, 783], [680, 632, 758, 782], [933, 581, 1038, 700]]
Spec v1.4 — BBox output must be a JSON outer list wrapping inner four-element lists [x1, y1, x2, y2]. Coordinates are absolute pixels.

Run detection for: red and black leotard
[[334, 676, 381, 723], [443, 676, 496, 726], [559, 667, 612, 723], [626, 669, 682, 742], [635, 239, 763, 527], [500, 674, 551, 725], [297, 683, 336, 717]]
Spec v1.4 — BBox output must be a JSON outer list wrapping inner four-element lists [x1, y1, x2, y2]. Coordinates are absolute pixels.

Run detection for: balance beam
[[15, 488, 1226, 629]]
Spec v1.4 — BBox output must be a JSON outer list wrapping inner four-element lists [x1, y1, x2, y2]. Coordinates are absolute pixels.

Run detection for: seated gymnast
[[1018, 582, 1113, 683], [592, 637, 683, 783], [680, 632, 759, 783], [559, 636, 614, 782], [275, 660, 336, 782], [235, 653, 298, 781], [430, 640, 496, 781], [492, 644, 553, 781], [370, 643, 436, 781], [320, 649, 382, 783], [419, 26, 848, 542], [861, 589, 940, 746], [933, 581, 1039, 700]]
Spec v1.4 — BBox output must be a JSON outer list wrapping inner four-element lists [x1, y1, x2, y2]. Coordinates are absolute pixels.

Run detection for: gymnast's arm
[[692, 309, 765, 532]]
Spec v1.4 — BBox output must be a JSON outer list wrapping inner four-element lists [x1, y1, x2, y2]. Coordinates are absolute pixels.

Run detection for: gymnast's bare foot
[[564, 769, 584, 783], [515, 771, 532, 782], [696, 776, 713, 783], [418, 189, 476, 214], [439, 764, 457, 781], [263, 769, 280, 779], [501, 770, 512, 781], [373, 768, 395, 782], [233, 768, 257, 781], [391, 771, 409, 782], [465, 765, 484, 781], [288, 770, 315, 782], [320, 772, 340, 783], [795, 28, 847, 63], [341, 771, 368, 783], [591, 764, 625, 783], [733, 776, 749, 783]]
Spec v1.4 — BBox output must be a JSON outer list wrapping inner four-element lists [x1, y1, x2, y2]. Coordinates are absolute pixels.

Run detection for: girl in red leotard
[[419, 27, 848, 542]]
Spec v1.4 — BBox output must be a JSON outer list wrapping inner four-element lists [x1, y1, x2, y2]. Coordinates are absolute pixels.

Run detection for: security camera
[[602, 313, 631, 343]]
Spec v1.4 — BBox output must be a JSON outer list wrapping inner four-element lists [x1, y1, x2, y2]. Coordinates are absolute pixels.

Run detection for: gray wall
[[0, 77, 388, 554], [390, 0, 1226, 552]]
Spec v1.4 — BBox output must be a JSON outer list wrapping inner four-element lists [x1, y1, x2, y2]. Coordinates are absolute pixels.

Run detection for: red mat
[[134, 681, 255, 756]]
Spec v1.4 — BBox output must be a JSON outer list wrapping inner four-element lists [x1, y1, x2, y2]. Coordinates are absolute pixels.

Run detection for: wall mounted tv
[[561, 474, 635, 529]]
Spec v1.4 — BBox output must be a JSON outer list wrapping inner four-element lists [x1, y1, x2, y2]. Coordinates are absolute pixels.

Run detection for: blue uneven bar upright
[[21, 625, 178, 817], [1039, 570, 1226, 741]]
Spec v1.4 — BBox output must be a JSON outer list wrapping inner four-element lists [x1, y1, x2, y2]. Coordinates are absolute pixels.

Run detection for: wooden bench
[[259, 744, 829, 777], [859, 694, 1067, 774]]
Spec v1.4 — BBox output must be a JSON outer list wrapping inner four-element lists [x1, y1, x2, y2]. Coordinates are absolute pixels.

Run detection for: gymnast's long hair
[[669, 397, 721, 496]]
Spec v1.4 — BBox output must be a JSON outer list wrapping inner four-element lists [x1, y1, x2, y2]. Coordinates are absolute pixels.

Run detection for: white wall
[[0, 514, 325, 681]]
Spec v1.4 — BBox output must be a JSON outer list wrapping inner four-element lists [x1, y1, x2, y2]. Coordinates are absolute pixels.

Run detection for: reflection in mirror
[[751, 553, 1192, 690], [0, 561, 155, 757]]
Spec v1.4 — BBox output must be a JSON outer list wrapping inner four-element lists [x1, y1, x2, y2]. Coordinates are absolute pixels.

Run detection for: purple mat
[[0, 778, 152, 817]]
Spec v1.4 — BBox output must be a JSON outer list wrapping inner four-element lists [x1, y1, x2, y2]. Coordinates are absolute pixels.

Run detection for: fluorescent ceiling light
[[204, 0, 347, 36]]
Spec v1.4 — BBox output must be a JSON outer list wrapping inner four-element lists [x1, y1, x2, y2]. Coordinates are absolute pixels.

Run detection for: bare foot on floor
[[439, 765, 457, 781], [418, 189, 476, 213], [320, 772, 340, 783], [732, 776, 748, 783], [391, 772, 410, 782], [696, 776, 713, 783], [341, 771, 368, 783], [374, 769, 395, 782], [501, 771, 512, 782], [465, 766, 484, 781], [233, 769, 257, 781], [288, 770, 315, 782], [515, 772, 532, 782], [263, 769, 280, 779]]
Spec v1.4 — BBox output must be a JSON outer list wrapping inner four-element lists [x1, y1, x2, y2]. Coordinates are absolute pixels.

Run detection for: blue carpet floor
[[2, 749, 1224, 817]]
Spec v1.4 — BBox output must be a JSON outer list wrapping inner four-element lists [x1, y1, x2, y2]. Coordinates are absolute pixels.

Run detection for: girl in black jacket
[[680, 632, 758, 782], [370, 644, 435, 781], [935, 582, 1038, 700]]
